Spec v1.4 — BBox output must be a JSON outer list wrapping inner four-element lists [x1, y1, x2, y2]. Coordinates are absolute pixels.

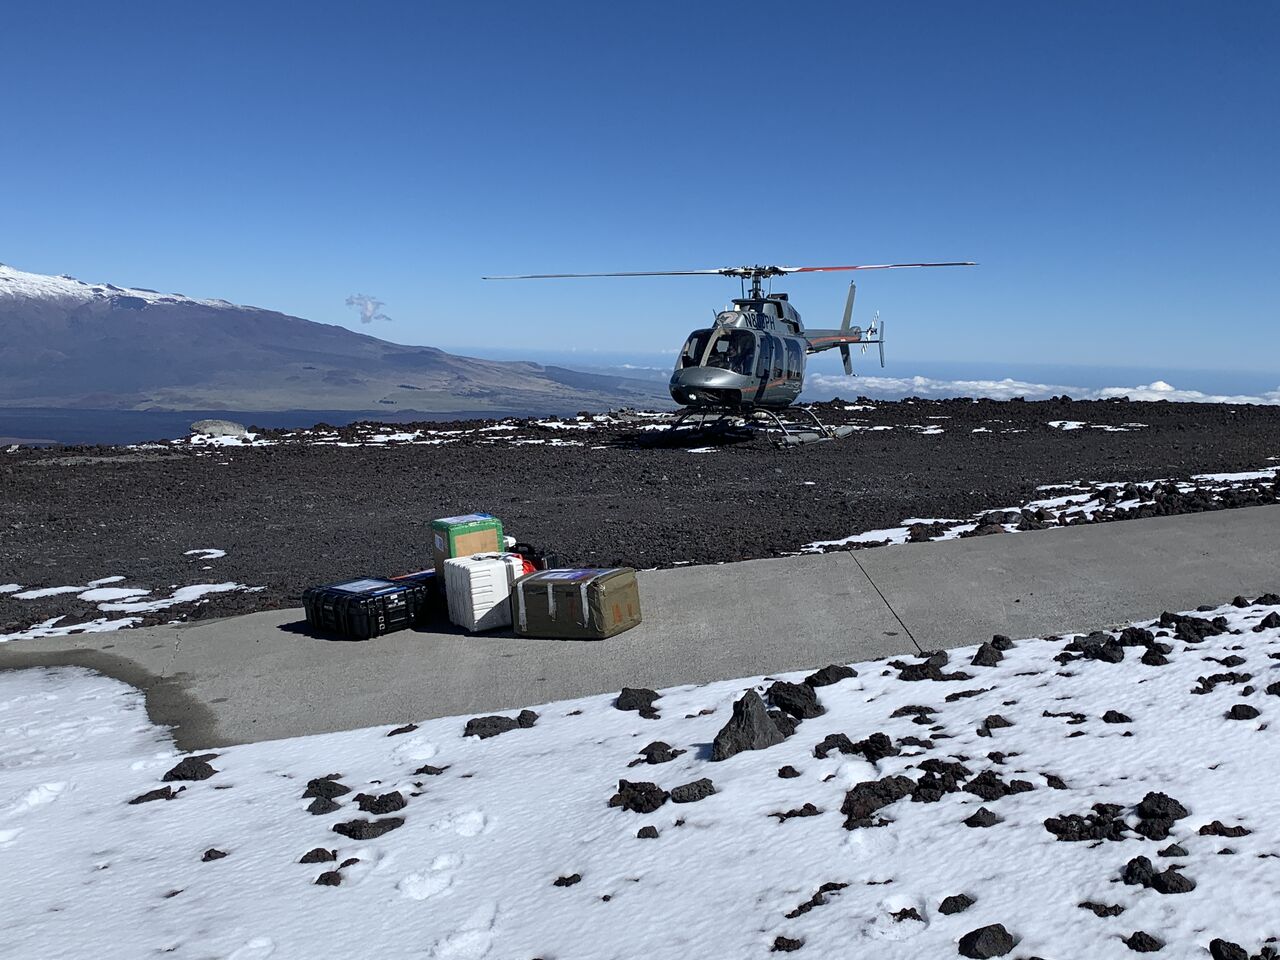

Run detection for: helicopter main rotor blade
[[481, 269, 731, 280], [779, 262, 977, 274]]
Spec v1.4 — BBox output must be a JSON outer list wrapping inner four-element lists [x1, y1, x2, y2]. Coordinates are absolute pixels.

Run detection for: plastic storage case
[[302, 577, 435, 640], [443, 553, 532, 633], [431, 513, 505, 575], [511, 568, 642, 640]]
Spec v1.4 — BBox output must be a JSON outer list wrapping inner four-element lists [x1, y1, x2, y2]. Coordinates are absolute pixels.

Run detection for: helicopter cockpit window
[[704, 329, 756, 376], [679, 330, 713, 369]]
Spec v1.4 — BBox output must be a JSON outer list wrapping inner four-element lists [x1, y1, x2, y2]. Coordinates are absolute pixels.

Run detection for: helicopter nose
[[671, 367, 740, 389]]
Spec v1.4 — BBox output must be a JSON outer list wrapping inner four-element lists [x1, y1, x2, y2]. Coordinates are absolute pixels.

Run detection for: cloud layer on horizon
[[802, 375, 1280, 405]]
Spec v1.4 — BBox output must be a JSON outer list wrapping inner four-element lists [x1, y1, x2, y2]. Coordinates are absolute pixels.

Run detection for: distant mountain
[[0, 264, 667, 412]]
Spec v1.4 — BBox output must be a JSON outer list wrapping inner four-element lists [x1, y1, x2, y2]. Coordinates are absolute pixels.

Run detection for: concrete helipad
[[3, 505, 1278, 749]]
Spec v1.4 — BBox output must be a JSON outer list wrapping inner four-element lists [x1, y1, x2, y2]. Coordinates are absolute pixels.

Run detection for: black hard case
[[302, 577, 436, 640]]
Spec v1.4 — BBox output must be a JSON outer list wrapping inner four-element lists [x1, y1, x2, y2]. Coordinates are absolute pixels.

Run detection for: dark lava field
[[2, 396, 1279, 632]]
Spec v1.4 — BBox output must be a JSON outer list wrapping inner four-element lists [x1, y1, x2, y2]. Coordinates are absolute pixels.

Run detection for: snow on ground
[[3, 597, 1280, 958], [1048, 420, 1148, 432], [0, 551, 261, 643], [804, 465, 1280, 553]]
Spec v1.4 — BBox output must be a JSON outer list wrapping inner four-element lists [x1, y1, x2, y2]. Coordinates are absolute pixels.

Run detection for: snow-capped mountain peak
[[0, 262, 234, 308]]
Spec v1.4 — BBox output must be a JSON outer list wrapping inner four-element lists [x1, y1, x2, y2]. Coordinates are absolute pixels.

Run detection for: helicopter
[[483, 261, 975, 443]]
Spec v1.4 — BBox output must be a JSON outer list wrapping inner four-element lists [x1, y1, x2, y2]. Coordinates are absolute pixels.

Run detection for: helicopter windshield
[[703, 329, 756, 376], [678, 330, 714, 369]]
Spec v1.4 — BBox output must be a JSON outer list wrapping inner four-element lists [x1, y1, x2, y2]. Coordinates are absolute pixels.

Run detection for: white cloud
[[803, 373, 1280, 405]]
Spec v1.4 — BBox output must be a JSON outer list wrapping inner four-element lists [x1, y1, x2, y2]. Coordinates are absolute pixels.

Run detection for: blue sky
[[2, 1, 1276, 380]]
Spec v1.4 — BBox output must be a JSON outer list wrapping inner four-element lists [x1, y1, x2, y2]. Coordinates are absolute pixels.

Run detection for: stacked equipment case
[[511, 568, 642, 640], [444, 552, 534, 633], [431, 513, 505, 575], [302, 576, 438, 640]]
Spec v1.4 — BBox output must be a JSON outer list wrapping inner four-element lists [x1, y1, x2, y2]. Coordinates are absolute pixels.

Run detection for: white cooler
[[444, 553, 528, 632]]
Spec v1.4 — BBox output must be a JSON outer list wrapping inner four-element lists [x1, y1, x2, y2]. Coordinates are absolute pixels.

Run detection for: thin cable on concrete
[[852, 555, 922, 653]]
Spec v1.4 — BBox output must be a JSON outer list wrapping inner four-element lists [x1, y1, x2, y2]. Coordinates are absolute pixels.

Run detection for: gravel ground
[[2, 396, 1279, 634]]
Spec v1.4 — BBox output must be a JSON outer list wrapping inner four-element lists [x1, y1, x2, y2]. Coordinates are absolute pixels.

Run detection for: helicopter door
[[753, 336, 774, 403]]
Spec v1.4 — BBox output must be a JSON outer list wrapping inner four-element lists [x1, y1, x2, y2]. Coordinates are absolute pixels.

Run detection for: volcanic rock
[[414, 764, 449, 776], [332, 817, 405, 840], [1225, 703, 1260, 720], [1199, 820, 1251, 837], [778, 765, 801, 779], [307, 797, 341, 816], [785, 882, 848, 918], [958, 923, 1016, 958], [315, 871, 342, 886], [1045, 803, 1127, 842], [711, 690, 786, 760], [1103, 710, 1132, 723], [670, 778, 716, 804], [201, 848, 227, 862], [387, 723, 418, 736], [629, 741, 686, 766], [964, 806, 1003, 828], [616, 688, 661, 714], [1158, 843, 1188, 857], [162, 755, 218, 782], [636, 825, 659, 839], [300, 848, 337, 863], [608, 780, 668, 814], [464, 709, 538, 739], [773, 803, 822, 822], [939, 893, 975, 915], [355, 791, 407, 815], [841, 775, 915, 829], [128, 786, 180, 804], [971, 642, 1004, 667], [553, 874, 581, 887], [303, 777, 351, 800], [1208, 940, 1249, 960], [965, 769, 1032, 802], [768, 710, 800, 738], [771, 936, 804, 953], [805, 664, 857, 687], [1079, 901, 1125, 917], [768, 680, 825, 719], [1123, 931, 1164, 952]]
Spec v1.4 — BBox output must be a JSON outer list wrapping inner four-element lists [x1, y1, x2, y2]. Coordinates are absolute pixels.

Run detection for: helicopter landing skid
[[750, 407, 856, 447], [664, 406, 855, 447]]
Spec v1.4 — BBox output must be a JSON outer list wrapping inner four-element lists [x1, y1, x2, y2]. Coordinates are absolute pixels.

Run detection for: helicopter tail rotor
[[839, 281, 856, 375]]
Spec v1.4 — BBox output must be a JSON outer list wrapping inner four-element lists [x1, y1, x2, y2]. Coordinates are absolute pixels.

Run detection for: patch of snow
[[11, 586, 84, 600], [2, 601, 1280, 956], [0, 584, 20, 594], [184, 549, 227, 561], [0, 616, 143, 643], [76, 587, 151, 603], [96, 583, 260, 614]]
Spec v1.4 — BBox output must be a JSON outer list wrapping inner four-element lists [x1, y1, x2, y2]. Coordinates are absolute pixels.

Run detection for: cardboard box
[[431, 513, 504, 575]]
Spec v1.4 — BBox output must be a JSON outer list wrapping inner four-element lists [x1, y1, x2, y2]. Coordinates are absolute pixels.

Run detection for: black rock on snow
[[162, 754, 218, 782], [1225, 703, 1260, 720], [201, 848, 227, 862], [1123, 931, 1164, 953], [355, 791, 407, 815], [300, 848, 337, 863], [1208, 940, 1249, 960], [778, 765, 801, 779], [608, 779, 669, 814], [616, 687, 661, 718], [463, 709, 538, 739], [332, 817, 405, 840], [841, 776, 915, 829], [964, 806, 1003, 828], [939, 893, 975, 915], [128, 785, 182, 804], [957, 923, 1016, 958], [1102, 710, 1132, 723], [771, 936, 804, 953], [636, 825, 659, 839], [767, 680, 825, 719], [711, 690, 787, 761], [670, 779, 716, 804], [1121, 856, 1196, 894], [629, 741, 686, 766], [303, 776, 351, 800], [315, 871, 342, 886], [971, 642, 1004, 667], [1045, 803, 1127, 842], [805, 664, 857, 687]]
